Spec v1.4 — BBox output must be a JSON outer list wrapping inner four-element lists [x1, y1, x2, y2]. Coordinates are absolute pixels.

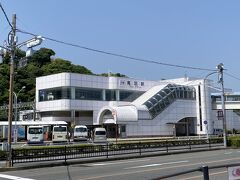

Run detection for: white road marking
[[224, 152, 232, 155], [125, 160, 189, 169], [91, 158, 152, 166], [82, 157, 240, 180], [0, 174, 35, 180]]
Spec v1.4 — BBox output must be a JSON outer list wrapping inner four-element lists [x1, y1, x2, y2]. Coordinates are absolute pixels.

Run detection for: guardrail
[[11, 138, 223, 166]]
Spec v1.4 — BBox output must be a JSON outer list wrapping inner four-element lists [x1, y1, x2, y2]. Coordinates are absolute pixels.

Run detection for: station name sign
[[119, 80, 145, 88]]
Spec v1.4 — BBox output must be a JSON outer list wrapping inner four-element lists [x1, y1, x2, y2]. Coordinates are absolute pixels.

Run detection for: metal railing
[[11, 138, 223, 165], [0, 101, 34, 111]]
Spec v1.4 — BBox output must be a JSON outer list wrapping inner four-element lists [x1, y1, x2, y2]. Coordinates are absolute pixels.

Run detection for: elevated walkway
[[131, 83, 196, 119], [212, 93, 240, 110], [114, 83, 196, 122]]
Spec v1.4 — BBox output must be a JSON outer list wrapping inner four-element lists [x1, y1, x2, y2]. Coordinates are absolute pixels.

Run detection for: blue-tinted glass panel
[[106, 90, 116, 101], [120, 91, 144, 102], [39, 87, 71, 101], [75, 88, 102, 100]]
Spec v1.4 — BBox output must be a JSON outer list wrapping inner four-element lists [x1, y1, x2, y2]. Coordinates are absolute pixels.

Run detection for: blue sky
[[2, 1, 240, 90]]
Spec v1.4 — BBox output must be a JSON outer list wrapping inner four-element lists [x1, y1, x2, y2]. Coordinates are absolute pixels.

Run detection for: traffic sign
[[203, 120, 207, 125]]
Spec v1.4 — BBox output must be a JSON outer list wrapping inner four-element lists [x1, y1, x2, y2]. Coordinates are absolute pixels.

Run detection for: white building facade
[[36, 73, 240, 137]]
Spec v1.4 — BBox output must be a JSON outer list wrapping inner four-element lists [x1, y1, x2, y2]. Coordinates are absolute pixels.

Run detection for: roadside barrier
[[11, 138, 223, 166]]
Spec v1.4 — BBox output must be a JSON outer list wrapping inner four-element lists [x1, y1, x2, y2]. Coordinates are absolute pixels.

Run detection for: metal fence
[[11, 138, 223, 165]]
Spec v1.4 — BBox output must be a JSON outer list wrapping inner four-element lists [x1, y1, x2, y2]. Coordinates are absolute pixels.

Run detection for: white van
[[93, 127, 107, 143], [73, 125, 88, 141], [27, 126, 44, 144], [52, 125, 68, 143]]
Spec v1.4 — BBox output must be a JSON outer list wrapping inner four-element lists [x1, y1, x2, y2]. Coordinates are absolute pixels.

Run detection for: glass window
[[41, 111, 71, 117], [53, 126, 67, 132], [149, 108, 156, 117], [154, 94, 162, 101], [151, 98, 158, 105], [121, 125, 126, 132], [179, 88, 184, 99], [120, 91, 144, 102], [164, 88, 171, 95], [39, 87, 71, 101], [106, 90, 116, 101], [75, 88, 102, 100], [75, 127, 87, 132], [95, 131, 106, 135], [28, 127, 43, 134]]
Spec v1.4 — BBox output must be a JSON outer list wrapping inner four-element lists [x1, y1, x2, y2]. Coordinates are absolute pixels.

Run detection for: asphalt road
[[0, 149, 240, 180]]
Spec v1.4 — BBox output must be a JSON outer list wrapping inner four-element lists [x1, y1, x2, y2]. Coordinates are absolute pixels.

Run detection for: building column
[[71, 87, 75, 99], [71, 110, 76, 125], [102, 89, 106, 101], [116, 90, 120, 101]]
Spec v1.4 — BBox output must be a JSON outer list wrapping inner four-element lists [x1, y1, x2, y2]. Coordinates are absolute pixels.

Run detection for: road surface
[[0, 149, 240, 180]]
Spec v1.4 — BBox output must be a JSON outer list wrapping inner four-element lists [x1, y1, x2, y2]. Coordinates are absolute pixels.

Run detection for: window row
[[39, 87, 144, 102]]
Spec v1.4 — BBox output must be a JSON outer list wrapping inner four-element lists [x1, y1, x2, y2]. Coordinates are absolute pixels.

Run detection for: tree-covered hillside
[[0, 47, 126, 106]]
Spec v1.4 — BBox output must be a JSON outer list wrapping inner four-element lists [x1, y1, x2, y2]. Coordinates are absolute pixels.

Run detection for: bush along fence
[[9, 138, 224, 166]]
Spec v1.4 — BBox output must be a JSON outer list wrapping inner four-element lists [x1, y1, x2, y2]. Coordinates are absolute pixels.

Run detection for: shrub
[[227, 136, 240, 147]]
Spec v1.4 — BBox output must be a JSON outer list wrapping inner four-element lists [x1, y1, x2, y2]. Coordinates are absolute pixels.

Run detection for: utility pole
[[7, 14, 16, 167], [217, 63, 227, 148]]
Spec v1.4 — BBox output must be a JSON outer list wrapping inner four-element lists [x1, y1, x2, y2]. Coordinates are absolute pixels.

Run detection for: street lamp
[[13, 86, 26, 144], [204, 71, 218, 140], [203, 63, 227, 148]]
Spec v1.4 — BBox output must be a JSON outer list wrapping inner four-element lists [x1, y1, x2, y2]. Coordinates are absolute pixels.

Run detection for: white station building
[[35, 73, 240, 138]]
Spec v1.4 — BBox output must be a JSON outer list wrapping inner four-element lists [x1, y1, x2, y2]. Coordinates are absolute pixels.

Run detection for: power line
[[17, 29, 216, 72], [225, 72, 240, 81], [0, 3, 12, 28]]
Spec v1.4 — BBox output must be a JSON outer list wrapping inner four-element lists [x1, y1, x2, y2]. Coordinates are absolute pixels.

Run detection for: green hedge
[[227, 136, 240, 147], [0, 150, 7, 160]]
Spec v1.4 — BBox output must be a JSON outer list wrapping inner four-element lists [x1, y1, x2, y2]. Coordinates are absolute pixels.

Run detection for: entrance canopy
[[103, 119, 116, 124]]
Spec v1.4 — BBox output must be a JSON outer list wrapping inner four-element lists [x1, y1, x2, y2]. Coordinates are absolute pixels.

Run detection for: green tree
[[0, 63, 9, 105], [28, 48, 55, 66], [100, 72, 127, 77], [0, 47, 128, 107], [42, 58, 93, 75]]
